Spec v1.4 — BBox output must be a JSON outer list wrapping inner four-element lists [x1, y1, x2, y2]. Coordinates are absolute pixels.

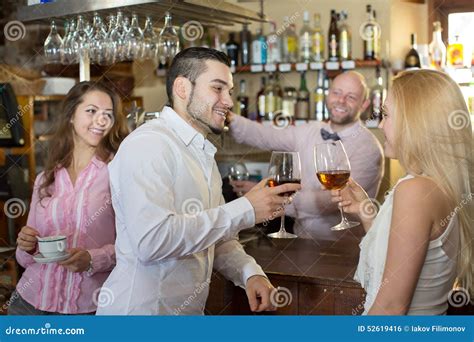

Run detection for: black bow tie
[[320, 128, 341, 141]]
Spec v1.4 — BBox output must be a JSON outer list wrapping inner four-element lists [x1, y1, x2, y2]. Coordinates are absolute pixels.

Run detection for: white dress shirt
[[96, 106, 265, 315]]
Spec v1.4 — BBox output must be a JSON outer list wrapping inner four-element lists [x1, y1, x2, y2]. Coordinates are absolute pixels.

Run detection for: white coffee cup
[[37, 235, 67, 257]]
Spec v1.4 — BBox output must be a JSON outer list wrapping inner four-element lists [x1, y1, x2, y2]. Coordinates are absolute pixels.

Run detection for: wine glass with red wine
[[314, 141, 360, 230], [266, 151, 301, 239]]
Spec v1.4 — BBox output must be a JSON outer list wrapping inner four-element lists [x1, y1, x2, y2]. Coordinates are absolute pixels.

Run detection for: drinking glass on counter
[[314, 141, 360, 230], [266, 151, 301, 239], [228, 163, 250, 197]]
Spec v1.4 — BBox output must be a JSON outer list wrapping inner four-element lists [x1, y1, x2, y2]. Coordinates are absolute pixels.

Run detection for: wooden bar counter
[[205, 229, 366, 315]]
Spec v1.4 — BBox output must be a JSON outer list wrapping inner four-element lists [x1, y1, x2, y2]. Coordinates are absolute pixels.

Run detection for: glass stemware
[[44, 20, 63, 64], [141, 16, 158, 61], [314, 141, 360, 230], [158, 12, 180, 66], [89, 12, 108, 65], [228, 163, 250, 197], [266, 151, 301, 239], [125, 13, 143, 61], [71, 15, 89, 63]]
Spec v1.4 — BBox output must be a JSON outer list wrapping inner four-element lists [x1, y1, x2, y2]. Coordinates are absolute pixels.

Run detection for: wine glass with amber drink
[[266, 151, 301, 239], [314, 141, 360, 230]]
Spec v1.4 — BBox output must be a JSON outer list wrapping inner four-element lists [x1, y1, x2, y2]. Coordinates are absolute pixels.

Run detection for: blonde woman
[[331, 69, 473, 315]]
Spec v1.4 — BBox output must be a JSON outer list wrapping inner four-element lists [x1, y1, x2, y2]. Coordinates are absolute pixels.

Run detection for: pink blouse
[[15, 156, 116, 314]]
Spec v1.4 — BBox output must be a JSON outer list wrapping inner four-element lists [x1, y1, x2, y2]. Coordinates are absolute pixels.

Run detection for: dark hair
[[38, 81, 129, 200], [166, 47, 231, 106]]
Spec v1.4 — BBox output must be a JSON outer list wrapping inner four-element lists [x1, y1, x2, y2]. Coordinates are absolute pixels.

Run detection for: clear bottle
[[366, 66, 386, 127], [267, 21, 282, 64], [362, 5, 379, 61], [264, 73, 283, 120], [313, 70, 325, 121], [158, 12, 180, 66], [240, 24, 251, 66], [282, 86, 297, 119], [236, 79, 249, 118], [429, 21, 446, 70], [282, 17, 298, 63], [225, 32, 239, 67], [257, 76, 267, 121], [338, 10, 352, 61], [44, 20, 63, 64], [447, 35, 464, 68], [299, 11, 313, 63], [312, 13, 325, 62], [404, 33, 421, 69], [252, 28, 267, 64], [125, 13, 143, 61], [328, 10, 339, 62], [296, 72, 310, 119]]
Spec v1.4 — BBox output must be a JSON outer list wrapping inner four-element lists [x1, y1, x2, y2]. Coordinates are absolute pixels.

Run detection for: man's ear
[[173, 76, 192, 102], [360, 98, 370, 113]]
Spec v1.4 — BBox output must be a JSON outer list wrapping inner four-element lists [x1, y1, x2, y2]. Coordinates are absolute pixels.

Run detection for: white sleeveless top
[[355, 174, 459, 315]]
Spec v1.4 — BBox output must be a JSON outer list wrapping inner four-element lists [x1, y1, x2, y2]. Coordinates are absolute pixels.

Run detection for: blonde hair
[[391, 69, 473, 295]]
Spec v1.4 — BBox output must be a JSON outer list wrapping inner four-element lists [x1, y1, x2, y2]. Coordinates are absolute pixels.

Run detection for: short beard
[[186, 87, 223, 135], [328, 110, 360, 125]]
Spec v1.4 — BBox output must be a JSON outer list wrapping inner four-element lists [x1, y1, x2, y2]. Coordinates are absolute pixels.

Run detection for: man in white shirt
[[96, 47, 300, 315], [228, 71, 384, 241]]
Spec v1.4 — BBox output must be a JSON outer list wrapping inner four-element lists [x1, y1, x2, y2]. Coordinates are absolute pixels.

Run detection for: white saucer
[[33, 252, 70, 264]]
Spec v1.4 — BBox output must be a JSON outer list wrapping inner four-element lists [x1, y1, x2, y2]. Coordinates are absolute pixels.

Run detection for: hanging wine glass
[[89, 12, 108, 65], [141, 16, 157, 61], [71, 15, 89, 63], [59, 20, 70, 65], [112, 10, 127, 62], [61, 19, 76, 64], [158, 12, 180, 66], [104, 15, 116, 65], [44, 20, 63, 64], [125, 13, 143, 61]]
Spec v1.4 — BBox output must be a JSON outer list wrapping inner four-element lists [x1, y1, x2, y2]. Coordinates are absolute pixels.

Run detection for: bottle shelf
[[232, 59, 383, 75]]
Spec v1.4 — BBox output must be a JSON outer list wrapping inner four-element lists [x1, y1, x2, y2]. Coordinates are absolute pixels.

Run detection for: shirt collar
[[90, 155, 108, 169], [160, 106, 217, 154], [329, 120, 364, 140]]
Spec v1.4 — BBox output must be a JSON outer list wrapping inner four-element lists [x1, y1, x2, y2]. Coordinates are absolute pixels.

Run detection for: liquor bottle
[[366, 66, 386, 127], [267, 21, 282, 64], [404, 33, 421, 69], [282, 17, 298, 63], [257, 77, 267, 121], [299, 11, 313, 63], [314, 70, 325, 121], [312, 13, 325, 62], [226, 32, 239, 67], [240, 24, 251, 66], [328, 10, 339, 62], [282, 86, 297, 119], [296, 72, 310, 119], [372, 10, 381, 60], [429, 21, 446, 70], [338, 10, 352, 61], [323, 77, 330, 120], [447, 35, 464, 68], [362, 5, 378, 61], [236, 79, 249, 118], [264, 73, 283, 120], [252, 28, 267, 64]]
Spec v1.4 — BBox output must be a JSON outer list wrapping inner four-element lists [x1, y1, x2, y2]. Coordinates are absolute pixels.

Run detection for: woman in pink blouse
[[8, 82, 128, 315]]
